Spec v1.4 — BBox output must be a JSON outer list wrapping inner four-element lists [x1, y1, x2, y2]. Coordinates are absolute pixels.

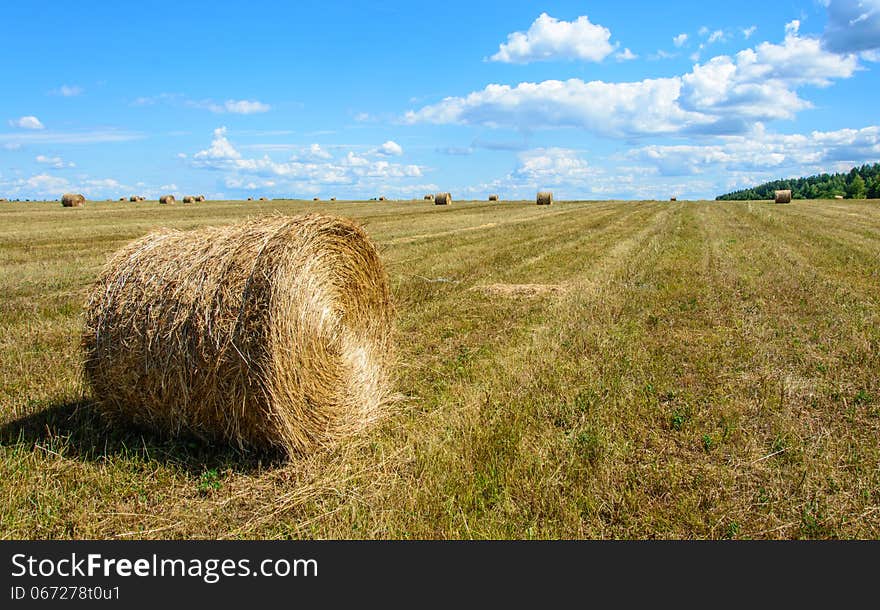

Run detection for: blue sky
[[1, 0, 879, 200]]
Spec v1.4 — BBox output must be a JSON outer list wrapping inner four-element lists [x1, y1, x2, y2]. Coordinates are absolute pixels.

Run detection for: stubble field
[[1, 197, 878, 539]]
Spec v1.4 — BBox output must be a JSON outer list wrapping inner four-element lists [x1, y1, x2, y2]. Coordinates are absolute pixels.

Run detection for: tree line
[[716, 163, 880, 201]]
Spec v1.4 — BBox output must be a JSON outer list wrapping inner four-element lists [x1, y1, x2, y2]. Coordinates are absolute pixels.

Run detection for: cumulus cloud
[[512, 148, 597, 185], [377, 140, 404, 156], [628, 125, 880, 176], [489, 13, 618, 63], [194, 126, 241, 160], [9, 116, 44, 130], [407, 25, 859, 137], [616, 48, 638, 61], [35, 154, 75, 168], [823, 0, 880, 52], [189, 128, 424, 194]]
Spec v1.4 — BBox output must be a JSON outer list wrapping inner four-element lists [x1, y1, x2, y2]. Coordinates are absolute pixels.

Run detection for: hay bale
[[196, 195, 206, 202], [774, 190, 792, 204], [424, 194, 433, 200], [119, 197, 126, 201], [536, 191, 553, 206], [247, 197, 253, 201], [330, 197, 337, 201], [182, 195, 195, 204], [159, 194, 176, 205], [313, 197, 320, 201], [489, 194, 499, 201], [434, 192, 451, 205], [82, 214, 394, 454], [378, 196, 386, 201], [670, 197, 677, 202], [259, 197, 268, 201], [61, 193, 85, 207], [834, 195, 844, 200]]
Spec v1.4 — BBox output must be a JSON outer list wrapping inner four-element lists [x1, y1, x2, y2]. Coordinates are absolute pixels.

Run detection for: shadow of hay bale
[[0, 399, 279, 473]]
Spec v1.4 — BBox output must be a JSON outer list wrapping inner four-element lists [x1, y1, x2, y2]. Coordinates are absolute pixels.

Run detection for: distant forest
[[716, 163, 880, 201]]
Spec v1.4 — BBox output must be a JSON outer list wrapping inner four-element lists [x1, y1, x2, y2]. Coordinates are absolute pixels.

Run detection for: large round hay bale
[[259, 197, 268, 201], [330, 197, 337, 201], [434, 192, 451, 205], [182, 195, 195, 203], [424, 194, 433, 201], [774, 190, 792, 204], [82, 214, 394, 454], [159, 194, 176, 205], [247, 197, 254, 201], [313, 197, 320, 201], [196, 195, 206, 202], [536, 191, 553, 206], [488, 194, 499, 201], [670, 197, 677, 202], [61, 193, 85, 207], [378, 196, 386, 201], [834, 195, 844, 200]]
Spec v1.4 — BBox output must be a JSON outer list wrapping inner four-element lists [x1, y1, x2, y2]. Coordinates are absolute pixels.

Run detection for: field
[[1, 198, 878, 539]]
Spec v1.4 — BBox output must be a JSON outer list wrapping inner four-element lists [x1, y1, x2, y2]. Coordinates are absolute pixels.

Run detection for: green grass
[[1, 197, 878, 539]]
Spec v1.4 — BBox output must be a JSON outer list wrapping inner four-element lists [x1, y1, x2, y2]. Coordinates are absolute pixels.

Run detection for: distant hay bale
[[378, 196, 386, 201], [774, 190, 792, 204], [330, 197, 337, 201], [434, 192, 451, 205], [247, 197, 254, 201], [196, 195, 206, 202], [313, 197, 320, 201], [424, 194, 433, 200], [834, 195, 844, 200], [82, 214, 395, 454], [670, 197, 677, 202], [259, 197, 268, 201], [536, 191, 553, 206], [488, 194, 499, 201], [61, 193, 85, 207], [119, 197, 126, 201], [159, 194, 176, 205], [182, 195, 195, 203]]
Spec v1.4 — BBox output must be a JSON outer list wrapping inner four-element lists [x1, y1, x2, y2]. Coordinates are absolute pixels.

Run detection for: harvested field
[[1, 198, 879, 539]]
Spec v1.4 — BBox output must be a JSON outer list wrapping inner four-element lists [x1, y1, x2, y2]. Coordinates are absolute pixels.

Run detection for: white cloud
[[189, 128, 425, 195], [743, 26, 758, 39], [0, 129, 141, 145], [9, 116, 45, 130], [132, 93, 270, 114], [616, 48, 638, 61], [489, 13, 618, 63], [823, 0, 880, 52], [51, 85, 83, 97], [407, 25, 859, 137], [673, 33, 689, 47], [35, 154, 75, 168], [222, 99, 271, 114], [512, 148, 597, 185], [194, 126, 241, 160], [628, 125, 880, 176], [785, 20, 801, 36], [707, 29, 727, 44], [378, 140, 403, 156]]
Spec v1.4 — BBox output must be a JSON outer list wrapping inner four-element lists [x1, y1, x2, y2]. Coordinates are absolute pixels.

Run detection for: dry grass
[[83, 214, 394, 454], [1, 198, 878, 539]]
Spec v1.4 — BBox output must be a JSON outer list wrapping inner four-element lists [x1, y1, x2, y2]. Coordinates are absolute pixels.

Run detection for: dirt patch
[[471, 283, 566, 297]]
